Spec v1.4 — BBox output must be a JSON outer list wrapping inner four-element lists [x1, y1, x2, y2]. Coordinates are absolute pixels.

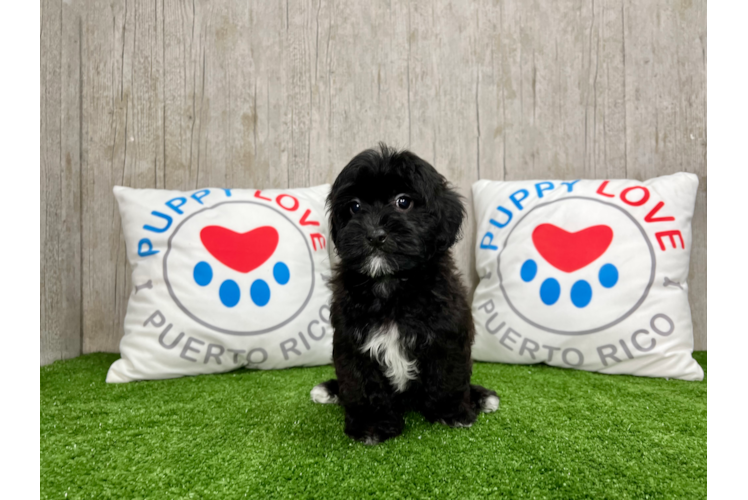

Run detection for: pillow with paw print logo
[[107, 184, 333, 383], [471, 173, 703, 381]]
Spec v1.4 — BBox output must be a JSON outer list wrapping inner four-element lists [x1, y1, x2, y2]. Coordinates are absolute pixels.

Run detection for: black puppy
[[311, 144, 499, 445]]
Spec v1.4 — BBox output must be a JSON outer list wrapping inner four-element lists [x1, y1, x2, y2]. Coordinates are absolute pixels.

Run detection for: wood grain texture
[[622, 0, 707, 350], [80, 0, 165, 354], [40, 0, 82, 365], [40, 0, 707, 361]]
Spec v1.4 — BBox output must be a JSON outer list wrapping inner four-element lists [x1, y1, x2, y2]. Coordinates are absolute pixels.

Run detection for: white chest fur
[[361, 324, 418, 392]]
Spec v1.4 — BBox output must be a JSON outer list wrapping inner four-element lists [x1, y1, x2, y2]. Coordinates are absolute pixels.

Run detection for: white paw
[[481, 395, 500, 413], [362, 435, 380, 445], [310, 384, 339, 405], [453, 421, 473, 428], [437, 418, 474, 428]]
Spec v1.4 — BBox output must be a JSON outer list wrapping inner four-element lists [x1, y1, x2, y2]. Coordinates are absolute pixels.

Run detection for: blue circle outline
[[570, 280, 593, 308], [539, 278, 561, 305], [219, 279, 241, 308], [520, 259, 538, 282], [250, 279, 271, 306], [599, 263, 619, 288], [193, 261, 213, 287], [273, 262, 291, 285]]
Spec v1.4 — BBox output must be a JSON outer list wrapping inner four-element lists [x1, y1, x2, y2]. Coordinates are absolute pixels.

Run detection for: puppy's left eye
[[395, 196, 413, 211]]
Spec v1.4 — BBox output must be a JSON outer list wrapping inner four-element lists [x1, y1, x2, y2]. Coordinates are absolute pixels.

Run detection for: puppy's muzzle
[[366, 228, 388, 248]]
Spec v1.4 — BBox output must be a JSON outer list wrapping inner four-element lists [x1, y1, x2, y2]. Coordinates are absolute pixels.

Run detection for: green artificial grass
[[41, 353, 706, 499]]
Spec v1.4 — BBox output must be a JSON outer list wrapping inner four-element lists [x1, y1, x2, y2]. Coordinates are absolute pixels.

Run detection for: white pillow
[[107, 185, 333, 383], [471, 173, 703, 381]]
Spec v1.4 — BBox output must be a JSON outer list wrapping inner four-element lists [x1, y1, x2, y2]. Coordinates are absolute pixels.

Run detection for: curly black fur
[[311, 144, 499, 445]]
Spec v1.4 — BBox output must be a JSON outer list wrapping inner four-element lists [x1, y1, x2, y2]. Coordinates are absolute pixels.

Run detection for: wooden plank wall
[[40, 0, 707, 364]]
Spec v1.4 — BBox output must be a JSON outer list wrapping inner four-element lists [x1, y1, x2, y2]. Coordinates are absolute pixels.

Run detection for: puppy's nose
[[366, 228, 387, 246]]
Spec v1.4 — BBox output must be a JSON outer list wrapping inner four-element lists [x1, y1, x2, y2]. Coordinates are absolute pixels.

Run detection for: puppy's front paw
[[345, 428, 389, 445], [352, 432, 385, 446], [437, 414, 477, 429], [345, 418, 403, 445]]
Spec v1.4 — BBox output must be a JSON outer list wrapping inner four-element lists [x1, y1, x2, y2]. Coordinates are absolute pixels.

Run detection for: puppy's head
[[328, 143, 465, 277]]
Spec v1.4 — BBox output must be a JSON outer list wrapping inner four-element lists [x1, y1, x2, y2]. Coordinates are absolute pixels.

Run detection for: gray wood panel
[[40, 0, 82, 365], [622, 0, 707, 350], [40, 0, 707, 362]]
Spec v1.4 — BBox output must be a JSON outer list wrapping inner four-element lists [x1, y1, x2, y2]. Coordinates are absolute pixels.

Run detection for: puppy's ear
[[434, 182, 466, 253], [326, 191, 339, 249], [327, 161, 356, 250], [407, 153, 466, 253]]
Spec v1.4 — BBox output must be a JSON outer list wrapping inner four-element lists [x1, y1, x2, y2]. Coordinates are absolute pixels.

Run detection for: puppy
[[311, 144, 499, 445]]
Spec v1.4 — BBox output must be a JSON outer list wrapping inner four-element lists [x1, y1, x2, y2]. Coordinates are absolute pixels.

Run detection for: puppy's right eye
[[349, 201, 361, 215]]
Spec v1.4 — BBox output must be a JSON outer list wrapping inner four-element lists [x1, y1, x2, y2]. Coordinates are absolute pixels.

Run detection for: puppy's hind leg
[[470, 384, 500, 413], [310, 379, 340, 405]]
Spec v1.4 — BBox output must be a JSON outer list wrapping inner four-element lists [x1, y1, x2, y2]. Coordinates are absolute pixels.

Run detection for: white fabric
[[471, 173, 703, 381], [107, 185, 333, 383]]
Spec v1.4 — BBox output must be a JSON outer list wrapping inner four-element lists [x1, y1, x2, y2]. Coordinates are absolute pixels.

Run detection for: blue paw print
[[521, 259, 618, 308], [192, 261, 290, 308]]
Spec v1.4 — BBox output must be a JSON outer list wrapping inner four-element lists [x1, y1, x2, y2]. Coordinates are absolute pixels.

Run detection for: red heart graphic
[[532, 223, 613, 273], [200, 225, 279, 273]]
